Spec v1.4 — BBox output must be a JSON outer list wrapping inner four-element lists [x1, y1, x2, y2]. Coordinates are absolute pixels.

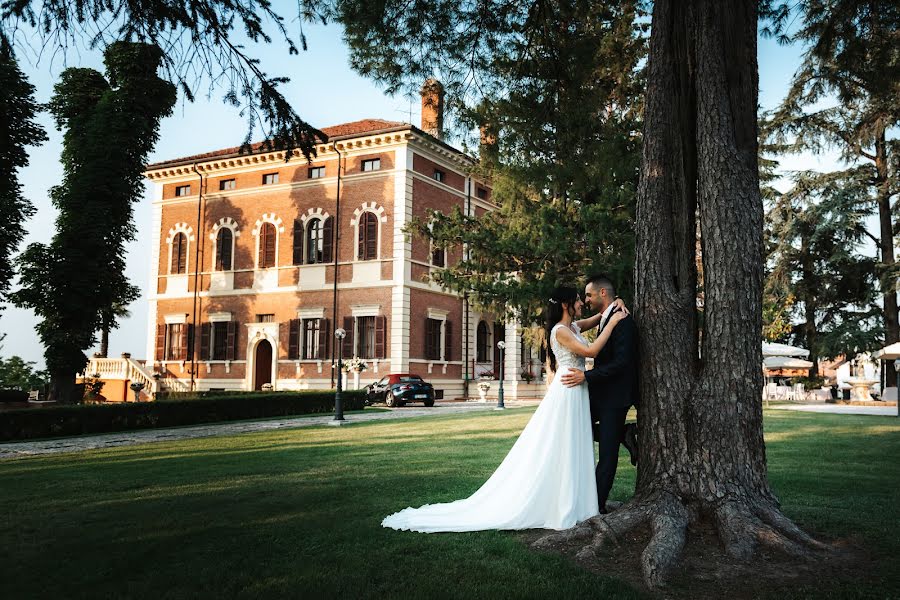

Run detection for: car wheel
[[386, 395, 397, 407], [424, 399, 435, 407]]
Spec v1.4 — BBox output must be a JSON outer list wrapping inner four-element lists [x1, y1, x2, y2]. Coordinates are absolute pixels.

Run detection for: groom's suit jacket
[[585, 309, 639, 415]]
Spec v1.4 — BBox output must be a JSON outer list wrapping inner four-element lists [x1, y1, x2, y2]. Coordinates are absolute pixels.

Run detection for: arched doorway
[[254, 339, 273, 390]]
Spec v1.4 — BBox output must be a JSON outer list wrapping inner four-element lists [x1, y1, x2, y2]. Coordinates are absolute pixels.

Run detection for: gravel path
[[769, 403, 897, 416], [0, 401, 537, 460]]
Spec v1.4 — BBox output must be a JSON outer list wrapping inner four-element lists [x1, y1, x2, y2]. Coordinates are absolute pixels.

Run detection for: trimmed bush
[[0, 390, 366, 442], [0, 390, 28, 403]]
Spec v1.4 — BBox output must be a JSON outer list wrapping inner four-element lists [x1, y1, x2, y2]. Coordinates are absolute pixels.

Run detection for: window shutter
[[292, 220, 303, 265], [365, 214, 377, 260], [288, 318, 300, 360], [226, 321, 237, 361], [375, 315, 386, 359], [444, 320, 452, 361], [200, 323, 211, 361], [343, 316, 355, 358], [357, 218, 365, 260], [217, 229, 232, 270], [156, 324, 166, 361], [172, 233, 187, 274], [180, 324, 193, 361], [425, 319, 434, 360], [318, 318, 329, 360], [260, 223, 276, 268], [322, 217, 334, 263]]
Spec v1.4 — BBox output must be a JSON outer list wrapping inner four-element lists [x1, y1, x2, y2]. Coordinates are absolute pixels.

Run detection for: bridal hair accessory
[[549, 298, 559, 304]]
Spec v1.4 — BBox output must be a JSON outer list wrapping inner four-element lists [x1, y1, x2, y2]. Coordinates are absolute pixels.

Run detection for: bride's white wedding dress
[[382, 322, 598, 532]]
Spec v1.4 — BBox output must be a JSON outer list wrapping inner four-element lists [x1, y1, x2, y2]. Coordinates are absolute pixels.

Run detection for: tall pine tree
[[763, 0, 900, 378], [0, 40, 46, 309]]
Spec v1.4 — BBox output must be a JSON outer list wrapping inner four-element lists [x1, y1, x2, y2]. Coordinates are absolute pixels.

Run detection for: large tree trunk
[[874, 124, 898, 384], [535, 0, 827, 586], [49, 369, 78, 404]]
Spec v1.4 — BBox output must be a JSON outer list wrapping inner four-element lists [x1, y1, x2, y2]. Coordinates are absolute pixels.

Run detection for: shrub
[[0, 389, 28, 403], [0, 390, 367, 441]]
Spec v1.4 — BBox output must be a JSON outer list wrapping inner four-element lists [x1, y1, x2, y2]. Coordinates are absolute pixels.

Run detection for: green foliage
[[762, 0, 900, 352], [0, 40, 47, 309], [1, 0, 327, 159], [12, 42, 176, 399], [351, 1, 646, 322], [81, 373, 105, 402], [0, 390, 367, 441], [765, 169, 883, 364], [0, 355, 48, 390]]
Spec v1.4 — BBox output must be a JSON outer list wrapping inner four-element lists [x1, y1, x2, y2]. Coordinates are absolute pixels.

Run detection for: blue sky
[[1, 23, 840, 368]]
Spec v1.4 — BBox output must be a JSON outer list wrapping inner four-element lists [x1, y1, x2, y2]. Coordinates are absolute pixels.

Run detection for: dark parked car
[[366, 374, 435, 407]]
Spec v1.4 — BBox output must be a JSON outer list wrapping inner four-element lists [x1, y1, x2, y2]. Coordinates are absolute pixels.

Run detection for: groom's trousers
[[594, 405, 630, 510]]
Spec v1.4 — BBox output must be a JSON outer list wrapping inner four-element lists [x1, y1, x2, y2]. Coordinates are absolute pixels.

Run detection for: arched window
[[358, 212, 378, 261], [215, 228, 233, 271], [310, 216, 334, 264], [259, 222, 276, 268], [476, 320, 490, 363], [171, 232, 187, 274]]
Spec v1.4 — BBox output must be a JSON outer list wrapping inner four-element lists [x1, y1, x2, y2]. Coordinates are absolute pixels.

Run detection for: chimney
[[420, 79, 444, 139]]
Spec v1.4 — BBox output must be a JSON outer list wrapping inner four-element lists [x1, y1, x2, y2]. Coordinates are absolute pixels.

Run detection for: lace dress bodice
[[550, 323, 586, 371]]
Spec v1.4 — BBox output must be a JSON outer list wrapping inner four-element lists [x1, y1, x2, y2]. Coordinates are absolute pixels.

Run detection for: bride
[[382, 286, 627, 532]]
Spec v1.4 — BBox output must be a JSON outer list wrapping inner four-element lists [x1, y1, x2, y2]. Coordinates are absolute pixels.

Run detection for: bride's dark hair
[[544, 285, 579, 373]]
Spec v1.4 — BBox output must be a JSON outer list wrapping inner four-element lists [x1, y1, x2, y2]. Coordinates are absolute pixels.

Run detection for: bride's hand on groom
[[612, 297, 629, 315], [560, 369, 585, 387]]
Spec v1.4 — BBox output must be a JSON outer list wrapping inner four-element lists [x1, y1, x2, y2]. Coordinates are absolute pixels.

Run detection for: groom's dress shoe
[[622, 423, 638, 466]]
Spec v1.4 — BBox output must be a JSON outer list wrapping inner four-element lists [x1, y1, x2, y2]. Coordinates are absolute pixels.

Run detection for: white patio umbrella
[[874, 342, 900, 417], [763, 356, 813, 369], [762, 342, 810, 358]]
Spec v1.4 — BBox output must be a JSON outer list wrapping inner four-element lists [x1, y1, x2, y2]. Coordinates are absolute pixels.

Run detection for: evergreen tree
[[766, 170, 882, 373], [405, 0, 644, 324], [0, 40, 47, 308], [335, 0, 830, 585], [13, 42, 176, 403], [763, 0, 900, 377]]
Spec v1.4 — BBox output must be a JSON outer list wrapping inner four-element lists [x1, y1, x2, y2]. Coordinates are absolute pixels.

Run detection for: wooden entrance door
[[254, 340, 273, 390]]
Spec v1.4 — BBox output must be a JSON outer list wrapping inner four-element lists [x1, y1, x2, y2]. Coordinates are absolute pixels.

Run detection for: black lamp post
[[894, 359, 900, 418], [333, 327, 346, 422], [496, 340, 506, 410]]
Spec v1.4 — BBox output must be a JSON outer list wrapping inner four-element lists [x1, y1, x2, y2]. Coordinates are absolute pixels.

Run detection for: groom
[[561, 274, 639, 514]]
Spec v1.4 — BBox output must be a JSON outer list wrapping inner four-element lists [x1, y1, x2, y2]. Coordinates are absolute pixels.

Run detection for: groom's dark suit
[[584, 309, 639, 510]]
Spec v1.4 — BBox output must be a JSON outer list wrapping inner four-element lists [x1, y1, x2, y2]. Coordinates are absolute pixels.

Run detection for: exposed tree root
[[533, 493, 833, 589], [640, 493, 689, 588]]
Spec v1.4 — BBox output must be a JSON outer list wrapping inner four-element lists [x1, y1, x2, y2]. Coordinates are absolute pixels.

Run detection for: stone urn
[[476, 381, 491, 402]]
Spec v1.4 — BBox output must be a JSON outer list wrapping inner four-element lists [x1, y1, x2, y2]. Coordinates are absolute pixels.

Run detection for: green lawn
[[0, 408, 897, 599]]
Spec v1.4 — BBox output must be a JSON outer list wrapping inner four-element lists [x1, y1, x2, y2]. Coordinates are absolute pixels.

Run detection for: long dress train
[[382, 322, 598, 532]]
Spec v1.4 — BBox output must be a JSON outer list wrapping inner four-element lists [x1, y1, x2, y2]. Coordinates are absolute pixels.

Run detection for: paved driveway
[[0, 400, 538, 460]]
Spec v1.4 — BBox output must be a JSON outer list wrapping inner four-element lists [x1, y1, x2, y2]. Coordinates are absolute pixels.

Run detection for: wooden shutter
[[322, 217, 334, 263], [172, 233, 187, 274], [343, 317, 355, 358], [357, 217, 365, 260], [365, 213, 377, 260], [292, 220, 303, 265], [155, 324, 166, 361], [200, 322, 211, 361], [444, 320, 452, 361], [259, 222, 276, 268], [318, 318, 329, 360], [424, 318, 432, 359], [216, 229, 232, 270], [375, 315, 386, 359], [226, 321, 237, 361], [288, 318, 300, 360], [179, 324, 192, 361]]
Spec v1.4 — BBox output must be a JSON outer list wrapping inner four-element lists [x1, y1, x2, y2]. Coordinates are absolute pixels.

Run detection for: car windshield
[[399, 376, 424, 383]]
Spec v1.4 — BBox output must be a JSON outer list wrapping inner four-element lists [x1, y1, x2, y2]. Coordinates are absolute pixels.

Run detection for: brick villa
[[81, 83, 546, 401]]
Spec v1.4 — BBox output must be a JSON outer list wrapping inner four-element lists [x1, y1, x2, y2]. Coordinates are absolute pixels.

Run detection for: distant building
[[120, 83, 545, 401]]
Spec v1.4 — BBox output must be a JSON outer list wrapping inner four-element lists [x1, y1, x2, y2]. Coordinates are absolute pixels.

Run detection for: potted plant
[[521, 369, 535, 384]]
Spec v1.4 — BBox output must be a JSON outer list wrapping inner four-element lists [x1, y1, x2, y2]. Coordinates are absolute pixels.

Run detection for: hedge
[[0, 390, 366, 442], [0, 390, 28, 403]]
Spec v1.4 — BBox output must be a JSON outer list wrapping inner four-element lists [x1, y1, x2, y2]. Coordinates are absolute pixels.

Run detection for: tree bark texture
[[534, 0, 828, 586], [875, 124, 898, 383]]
